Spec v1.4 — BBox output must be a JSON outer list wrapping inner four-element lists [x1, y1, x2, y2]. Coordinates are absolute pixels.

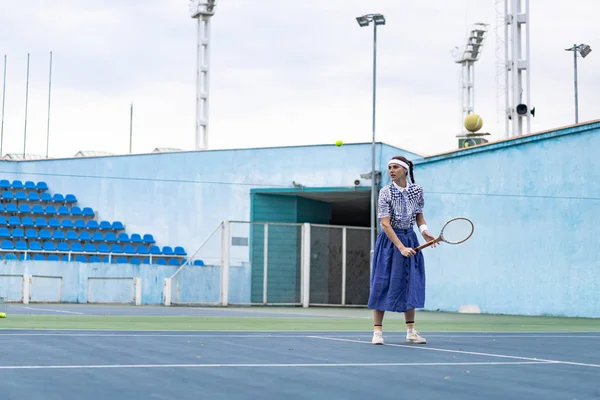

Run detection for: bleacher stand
[[0, 179, 191, 265]]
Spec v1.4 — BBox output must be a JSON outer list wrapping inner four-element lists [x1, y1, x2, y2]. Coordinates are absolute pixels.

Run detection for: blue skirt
[[368, 227, 426, 313]]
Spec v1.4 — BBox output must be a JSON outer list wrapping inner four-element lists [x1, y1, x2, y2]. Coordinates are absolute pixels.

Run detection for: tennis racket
[[414, 217, 474, 251]]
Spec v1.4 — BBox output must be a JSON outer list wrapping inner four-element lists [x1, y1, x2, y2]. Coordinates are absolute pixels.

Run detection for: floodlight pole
[[357, 14, 385, 276], [565, 43, 591, 124]]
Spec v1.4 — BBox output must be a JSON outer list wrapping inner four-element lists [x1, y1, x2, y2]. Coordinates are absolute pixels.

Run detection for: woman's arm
[[381, 216, 416, 257], [416, 213, 436, 246]]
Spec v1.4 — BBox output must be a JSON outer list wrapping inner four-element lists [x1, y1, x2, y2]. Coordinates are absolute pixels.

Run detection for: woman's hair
[[392, 155, 415, 183]]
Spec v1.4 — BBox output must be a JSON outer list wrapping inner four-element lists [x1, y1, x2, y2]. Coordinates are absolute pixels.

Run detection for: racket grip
[[415, 237, 441, 252]]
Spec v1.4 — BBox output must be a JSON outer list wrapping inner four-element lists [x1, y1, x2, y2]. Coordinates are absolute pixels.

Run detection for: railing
[[163, 220, 372, 308]]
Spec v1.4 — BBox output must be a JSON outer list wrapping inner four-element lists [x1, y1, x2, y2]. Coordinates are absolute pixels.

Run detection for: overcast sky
[[0, 0, 598, 159]]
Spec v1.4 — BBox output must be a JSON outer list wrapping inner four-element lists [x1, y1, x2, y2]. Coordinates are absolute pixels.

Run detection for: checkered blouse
[[377, 182, 424, 229]]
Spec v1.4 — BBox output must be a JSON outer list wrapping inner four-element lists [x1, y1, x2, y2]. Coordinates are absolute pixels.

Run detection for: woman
[[368, 155, 436, 345]]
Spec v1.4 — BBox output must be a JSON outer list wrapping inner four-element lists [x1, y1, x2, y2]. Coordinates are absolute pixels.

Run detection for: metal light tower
[[565, 44, 591, 124], [190, 0, 217, 150], [454, 23, 489, 133], [502, 0, 533, 138], [356, 13, 385, 275]]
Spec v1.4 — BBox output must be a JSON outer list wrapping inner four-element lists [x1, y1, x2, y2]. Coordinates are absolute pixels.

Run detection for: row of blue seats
[[0, 252, 197, 266], [1, 191, 76, 203], [0, 216, 125, 231], [0, 203, 93, 217], [0, 180, 48, 191], [1, 240, 186, 255], [0, 228, 154, 244]]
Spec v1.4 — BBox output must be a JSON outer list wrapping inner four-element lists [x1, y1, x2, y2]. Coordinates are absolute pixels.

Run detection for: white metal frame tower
[[190, 0, 217, 150], [454, 23, 489, 133], [503, 0, 533, 138]]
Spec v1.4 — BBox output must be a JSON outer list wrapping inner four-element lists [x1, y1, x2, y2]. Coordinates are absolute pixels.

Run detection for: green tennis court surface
[[1, 305, 599, 399]]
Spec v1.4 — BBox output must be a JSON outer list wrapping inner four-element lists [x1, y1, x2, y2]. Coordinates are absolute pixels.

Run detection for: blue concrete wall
[[411, 122, 600, 318]]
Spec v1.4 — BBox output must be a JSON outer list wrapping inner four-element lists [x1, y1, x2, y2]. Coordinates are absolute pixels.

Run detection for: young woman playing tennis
[[368, 156, 436, 345]]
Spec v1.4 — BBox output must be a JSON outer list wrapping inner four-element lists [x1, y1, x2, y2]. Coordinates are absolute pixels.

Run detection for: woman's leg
[[404, 308, 426, 344], [372, 310, 385, 344]]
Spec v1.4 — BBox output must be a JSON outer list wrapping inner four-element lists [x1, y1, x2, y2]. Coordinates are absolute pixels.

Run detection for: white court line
[[308, 336, 600, 369], [0, 361, 555, 370], [0, 333, 303, 338], [20, 307, 84, 315]]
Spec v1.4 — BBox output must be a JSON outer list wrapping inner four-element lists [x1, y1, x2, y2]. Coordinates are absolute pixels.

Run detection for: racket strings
[[441, 219, 473, 244]]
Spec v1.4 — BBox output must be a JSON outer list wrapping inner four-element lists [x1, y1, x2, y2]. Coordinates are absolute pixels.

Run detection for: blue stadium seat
[[4, 253, 17, 260], [41, 192, 52, 202], [130, 257, 141, 265], [162, 246, 173, 255], [87, 220, 99, 230], [71, 206, 82, 217], [0, 180, 10, 189], [39, 229, 52, 240], [18, 204, 31, 213], [169, 258, 181, 266], [35, 217, 47, 227], [11, 228, 24, 239], [6, 203, 17, 213], [29, 241, 42, 251], [62, 219, 74, 229], [117, 233, 130, 243], [74, 219, 86, 229], [142, 258, 150, 264], [79, 231, 91, 241], [115, 257, 128, 264], [47, 254, 59, 261], [66, 230, 78, 241], [19, 253, 29, 261], [43, 241, 56, 251], [130, 234, 142, 244], [8, 216, 20, 226], [15, 240, 27, 251], [25, 229, 38, 240], [45, 205, 57, 215], [32, 205, 45, 215], [136, 245, 149, 255], [1, 240, 13, 250], [83, 243, 96, 253], [123, 244, 136, 254], [33, 254, 46, 261], [12, 180, 23, 190], [36, 181, 48, 191], [57, 242, 69, 252], [48, 218, 60, 229], [53, 230, 65, 241], [0, 216, 5, 225], [99, 221, 112, 230], [92, 232, 104, 242], [143, 234, 155, 244], [0, 228, 9, 239], [57, 206, 70, 216], [0, 204, 4, 213], [149, 245, 161, 255], [24, 181, 36, 190], [89, 256, 101, 263], [53, 193, 64, 203], [1, 190, 13, 201], [75, 255, 87, 262], [82, 207, 94, 217], [65, 194, 77, 203], [15, 191, 26, 201], [154, 258, 167, 265], [21, 217, 34, 227], [112, 221, 124, 230], [105, 232, 117, 242], [28, 192, 40, 201], [174, 246, 187, 256], [70, 242, 83, 252], [110, 244, 123, 254], [96, 243, 109, 253], [193, 260, 205, 266]]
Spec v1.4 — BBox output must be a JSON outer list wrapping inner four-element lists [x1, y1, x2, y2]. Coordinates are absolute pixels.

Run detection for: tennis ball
[[335, 140, 343, 147], [464, 113, 483, 133], [0, 312, 6, 318]]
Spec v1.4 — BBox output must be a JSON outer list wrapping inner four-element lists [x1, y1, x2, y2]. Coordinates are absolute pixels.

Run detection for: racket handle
[[414, 237, 441, 252]]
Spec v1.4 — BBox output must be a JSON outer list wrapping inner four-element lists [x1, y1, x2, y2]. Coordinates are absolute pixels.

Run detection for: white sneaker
[[406, 330, 426, 344], [371, 330, 384, 345]]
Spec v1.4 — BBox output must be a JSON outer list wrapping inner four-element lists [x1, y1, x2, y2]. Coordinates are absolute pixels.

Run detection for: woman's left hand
[[422, 231, 438, 248]]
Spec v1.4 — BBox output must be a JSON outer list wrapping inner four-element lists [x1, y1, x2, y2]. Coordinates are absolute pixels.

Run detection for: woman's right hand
[[398, 246, 416, 257]]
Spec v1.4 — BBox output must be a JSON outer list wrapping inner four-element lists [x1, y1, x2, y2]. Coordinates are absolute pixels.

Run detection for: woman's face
[[388, 163, 407, 180]]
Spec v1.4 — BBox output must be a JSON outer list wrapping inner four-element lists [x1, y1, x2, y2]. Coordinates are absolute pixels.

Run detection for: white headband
[[388, 159, 410, 171]]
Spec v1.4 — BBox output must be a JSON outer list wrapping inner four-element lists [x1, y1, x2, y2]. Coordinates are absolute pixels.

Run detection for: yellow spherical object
[[464, 113, 483, 133], [335, 140, 343, 147], [0, 312, 6, 318]]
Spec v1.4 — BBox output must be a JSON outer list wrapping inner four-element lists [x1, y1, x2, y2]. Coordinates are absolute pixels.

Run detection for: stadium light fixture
[[356, 13, 385, 276]]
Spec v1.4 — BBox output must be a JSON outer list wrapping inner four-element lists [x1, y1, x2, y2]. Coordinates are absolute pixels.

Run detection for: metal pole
[[129, 102, 133, 153], [46, 51, 53, 158], [573, 44, 578, 124], [370, 22, 378, 274], [1, 55, 6, 158], [23, 53, 30, 158]]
